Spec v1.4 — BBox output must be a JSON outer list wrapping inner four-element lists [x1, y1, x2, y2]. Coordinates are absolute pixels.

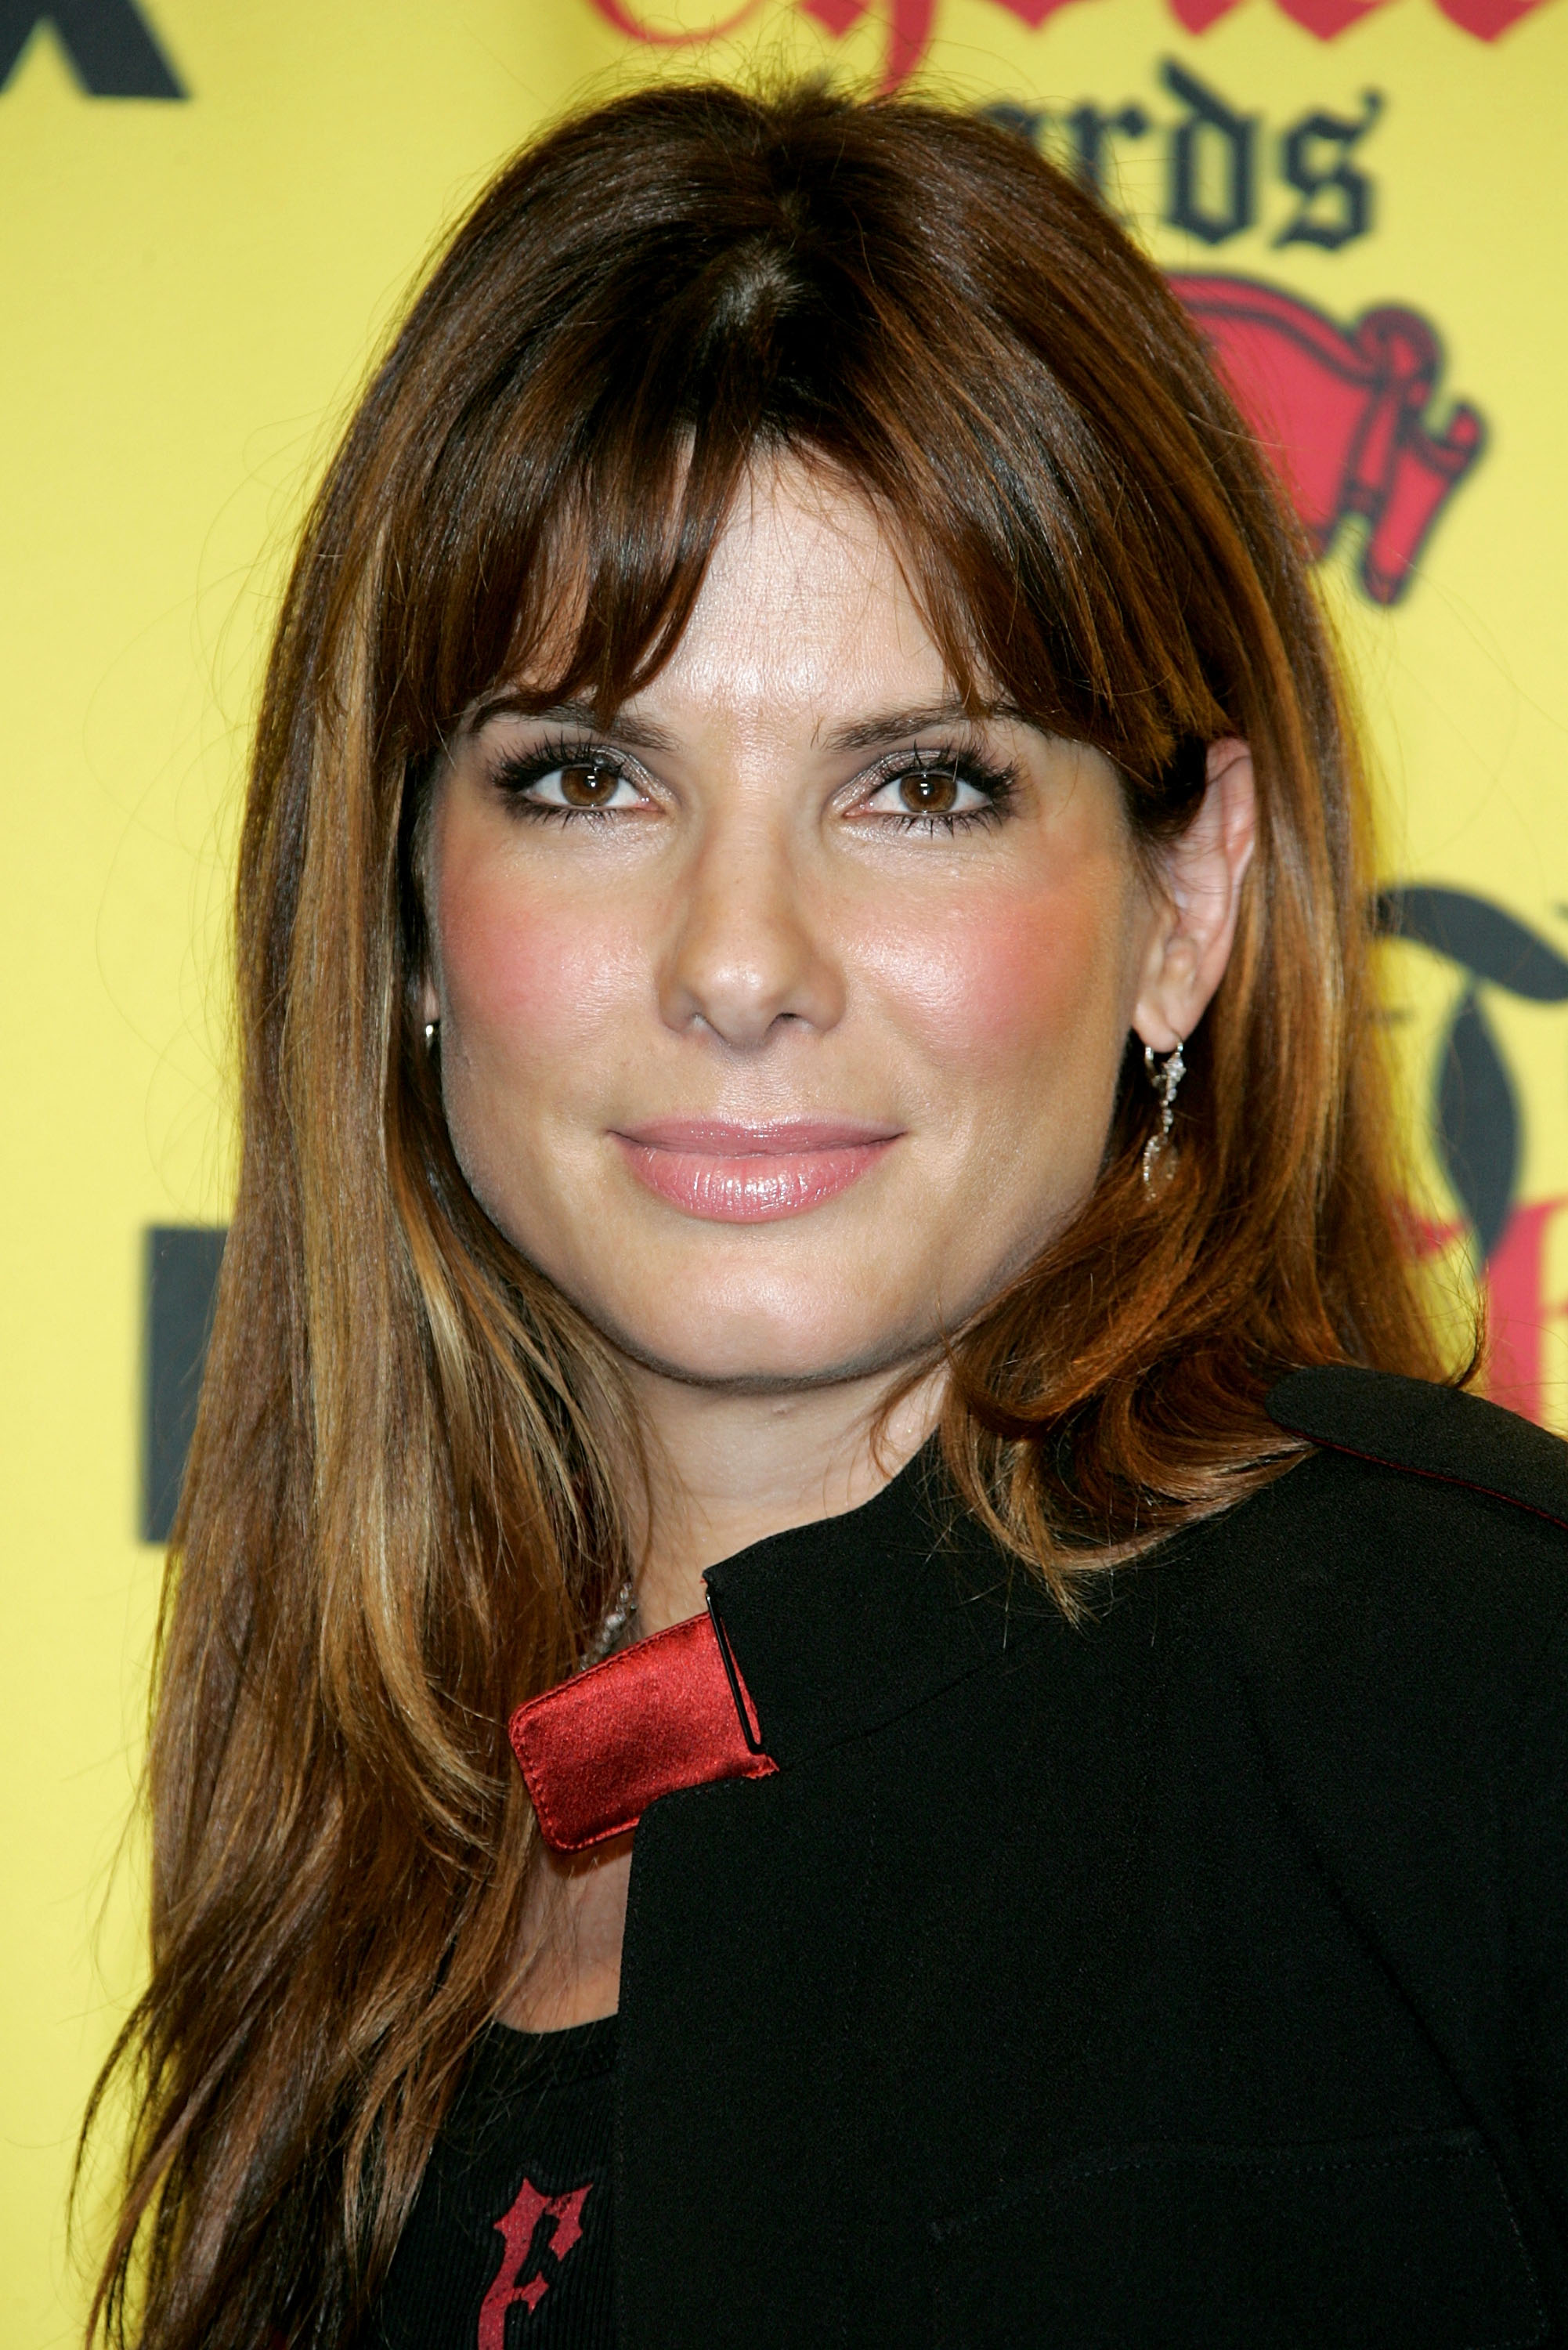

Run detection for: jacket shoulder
[[1265, 1364, 1568, 1534], [1203, 1368, 1568, 1728], [1148, 1368, 1568, 1716], [1215, 1373, 1568, 2245]]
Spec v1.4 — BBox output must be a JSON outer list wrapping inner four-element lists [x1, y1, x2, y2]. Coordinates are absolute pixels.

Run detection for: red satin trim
[[508, 1612, 777, 1854]]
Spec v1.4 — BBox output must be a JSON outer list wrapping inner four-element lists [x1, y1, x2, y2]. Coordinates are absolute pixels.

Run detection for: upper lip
[[614, 1118, 903, 1155]]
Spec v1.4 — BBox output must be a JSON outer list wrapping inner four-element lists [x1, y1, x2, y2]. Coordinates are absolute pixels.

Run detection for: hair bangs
[[366, 121, 1203, 773]]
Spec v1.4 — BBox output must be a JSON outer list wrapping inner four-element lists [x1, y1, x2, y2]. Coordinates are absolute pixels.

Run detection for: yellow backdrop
[[3, 0, 1564, 2334]]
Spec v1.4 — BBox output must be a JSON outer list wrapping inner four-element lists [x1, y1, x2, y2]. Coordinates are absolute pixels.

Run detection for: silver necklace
[[582, 1577, 638, 1668]]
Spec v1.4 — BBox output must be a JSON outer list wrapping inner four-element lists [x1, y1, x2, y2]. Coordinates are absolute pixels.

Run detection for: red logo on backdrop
[[1169, 275, 1483, 605], [584, 0, 1553, 92]]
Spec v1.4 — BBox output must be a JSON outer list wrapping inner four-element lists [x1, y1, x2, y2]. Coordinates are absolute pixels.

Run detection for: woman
[[86, 80, 1567, 2350]]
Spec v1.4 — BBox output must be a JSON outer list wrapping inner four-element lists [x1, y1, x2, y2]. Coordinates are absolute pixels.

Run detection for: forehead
[[623, 458, 950, 735]]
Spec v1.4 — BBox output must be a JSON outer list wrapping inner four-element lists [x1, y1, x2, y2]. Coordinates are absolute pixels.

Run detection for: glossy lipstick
[[612, 1118, 900, 1223]]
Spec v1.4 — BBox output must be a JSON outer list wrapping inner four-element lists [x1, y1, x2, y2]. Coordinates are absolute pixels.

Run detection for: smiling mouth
[[611, 1119, 902, 1224]]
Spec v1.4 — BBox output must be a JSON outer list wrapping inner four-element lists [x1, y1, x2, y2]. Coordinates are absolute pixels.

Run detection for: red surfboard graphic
[[1171, 274, 1484, 603]]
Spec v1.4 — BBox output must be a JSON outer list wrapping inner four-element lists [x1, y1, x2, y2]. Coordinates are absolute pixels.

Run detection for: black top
[[370, 2016, 616, 2348], [381, 1368, 1568, 2347]]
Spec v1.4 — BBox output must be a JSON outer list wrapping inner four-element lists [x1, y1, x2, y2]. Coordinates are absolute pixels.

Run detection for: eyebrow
[[818, 700, 1029, 753], [467, 692, 1030, 757], [468, 694, 680, 754]]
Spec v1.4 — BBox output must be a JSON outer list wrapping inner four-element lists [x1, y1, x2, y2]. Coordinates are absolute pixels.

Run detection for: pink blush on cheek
[[436, 868, 639, 1056], [866, 885, 1129, 1075]]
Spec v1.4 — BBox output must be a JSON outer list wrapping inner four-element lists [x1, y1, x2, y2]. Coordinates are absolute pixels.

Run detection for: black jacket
[[609, 1368, 1568, 2347]]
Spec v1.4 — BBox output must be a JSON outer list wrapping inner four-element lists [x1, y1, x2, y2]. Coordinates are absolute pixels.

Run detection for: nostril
[[659, 903, 846, 1046]]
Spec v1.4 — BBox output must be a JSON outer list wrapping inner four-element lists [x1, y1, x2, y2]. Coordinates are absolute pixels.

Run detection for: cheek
[[436, 855, 641, 1076], [859, 873, 1133, 1089]]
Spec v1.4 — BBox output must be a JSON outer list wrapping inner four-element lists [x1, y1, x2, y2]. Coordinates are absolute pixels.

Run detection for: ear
[[1132, 738, 1256, 1053]]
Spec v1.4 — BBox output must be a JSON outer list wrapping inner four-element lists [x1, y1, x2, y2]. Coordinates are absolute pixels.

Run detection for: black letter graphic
[[1161, 60, 1257, 246], [143, 1226, 226, 1542], [1375, 888, 1568, 1262], [1064, 103, 1151, 201], [1276, 92, 1383, 251], [0, 0, 185, 97], [978, 99, 1049, 149]]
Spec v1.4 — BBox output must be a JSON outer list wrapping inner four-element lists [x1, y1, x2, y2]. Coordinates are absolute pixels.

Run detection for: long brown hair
[[84, 78, 1454, 2347]]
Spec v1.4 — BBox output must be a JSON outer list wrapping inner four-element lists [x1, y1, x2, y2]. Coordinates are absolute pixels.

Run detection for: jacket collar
[[702, 1441, 1061, 1770], [517, 1372, 1523, 1852], [508, 1443, 1061, 1852]]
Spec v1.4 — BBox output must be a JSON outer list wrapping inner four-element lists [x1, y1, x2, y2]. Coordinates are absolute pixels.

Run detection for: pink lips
[[612, 1118, 901, 1223]]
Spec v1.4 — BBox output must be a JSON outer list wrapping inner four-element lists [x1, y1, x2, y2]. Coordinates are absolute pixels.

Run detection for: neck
[[623, 1361, 945, 1634]]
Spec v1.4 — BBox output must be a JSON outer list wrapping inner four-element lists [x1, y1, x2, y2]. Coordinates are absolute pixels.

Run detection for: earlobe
[[1132, 737, 1257, 1053]]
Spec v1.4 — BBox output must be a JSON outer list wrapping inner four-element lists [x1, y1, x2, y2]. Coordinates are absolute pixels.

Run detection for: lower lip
[[614, 1137, 897, 1222]]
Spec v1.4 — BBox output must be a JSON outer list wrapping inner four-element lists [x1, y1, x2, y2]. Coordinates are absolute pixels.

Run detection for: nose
[[657, 812, 845, 1048]]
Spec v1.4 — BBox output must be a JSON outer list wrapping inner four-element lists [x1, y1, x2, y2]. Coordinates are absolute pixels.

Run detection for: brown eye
[[898, 766, 959, 815], [860, 758, 999, 826], [558, 760, 621, 808]]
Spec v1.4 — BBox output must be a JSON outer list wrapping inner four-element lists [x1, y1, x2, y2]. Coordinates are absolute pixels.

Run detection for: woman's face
[[426, 462, 1208, 1391]]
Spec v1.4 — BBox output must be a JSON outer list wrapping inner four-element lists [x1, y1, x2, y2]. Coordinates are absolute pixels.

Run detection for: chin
[[589, 1291, 933, 1394]]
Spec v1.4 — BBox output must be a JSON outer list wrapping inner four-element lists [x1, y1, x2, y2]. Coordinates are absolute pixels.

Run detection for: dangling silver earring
[[423, 1018, 439, 1049], [1141, 1039, 1185, 1190]]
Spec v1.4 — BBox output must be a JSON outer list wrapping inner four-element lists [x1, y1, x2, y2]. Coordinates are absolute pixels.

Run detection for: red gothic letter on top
[[582, 0, 1556, 91], [580, 0, 759, 44], [478, 2178, 593, 2348]]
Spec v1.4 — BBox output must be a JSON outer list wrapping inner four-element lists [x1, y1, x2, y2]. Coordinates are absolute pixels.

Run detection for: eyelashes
[[486, 732, 1019, 834], [869, 746, 1017, 832], [489, 739, 639, 815]]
